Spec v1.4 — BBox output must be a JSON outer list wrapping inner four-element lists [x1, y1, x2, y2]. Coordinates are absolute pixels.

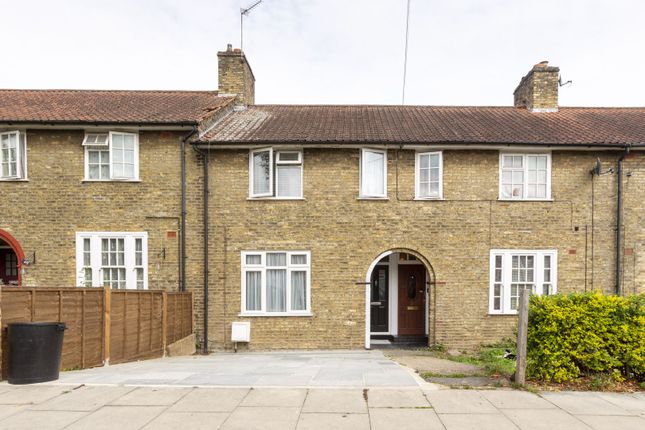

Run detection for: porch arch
[[364, 248, 436, 349], [0, 229, 25, 286]]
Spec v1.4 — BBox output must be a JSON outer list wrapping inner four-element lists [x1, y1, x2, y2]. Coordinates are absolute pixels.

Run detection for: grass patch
[[421, 372, 474, 379], [447, 346, 516, 378]]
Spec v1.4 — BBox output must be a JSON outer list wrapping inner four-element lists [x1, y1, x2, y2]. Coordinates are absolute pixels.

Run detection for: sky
[[1, 0, 643, 106]]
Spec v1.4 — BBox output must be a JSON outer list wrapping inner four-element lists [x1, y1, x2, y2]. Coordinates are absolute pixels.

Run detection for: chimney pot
[[226, 43, 232, 51]]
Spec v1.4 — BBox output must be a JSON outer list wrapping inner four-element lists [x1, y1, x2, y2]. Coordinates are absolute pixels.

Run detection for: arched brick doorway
[[0, 229, 24, 286], [364, 248, 436, 349]]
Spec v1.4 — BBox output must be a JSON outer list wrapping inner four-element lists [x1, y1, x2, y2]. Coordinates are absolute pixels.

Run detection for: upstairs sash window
[[84, 132, 139, 180], [0, 131, 27, 180], [249, 148, 303, 198], [360, 148, 387, 198]]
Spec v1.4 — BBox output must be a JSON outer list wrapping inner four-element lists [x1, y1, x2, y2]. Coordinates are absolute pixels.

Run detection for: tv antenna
[[240, 0, 263, 51], [402, 0, 411, 104]]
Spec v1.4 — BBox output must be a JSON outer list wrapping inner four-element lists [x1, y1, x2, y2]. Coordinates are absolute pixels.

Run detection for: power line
[[402, 0, 411, 105]]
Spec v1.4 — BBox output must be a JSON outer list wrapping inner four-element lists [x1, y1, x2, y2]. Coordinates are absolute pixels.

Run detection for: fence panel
[[1, 288, 104, 377], [109, 291, 165, 364], [166, 292, 194, 345], [1, 288, 193, 376]]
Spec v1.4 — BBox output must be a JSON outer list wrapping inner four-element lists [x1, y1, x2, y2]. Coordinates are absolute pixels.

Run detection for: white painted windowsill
[[238, 312, 313, 317], [82, 179, 142, 183], [497, 198, 554, 202]]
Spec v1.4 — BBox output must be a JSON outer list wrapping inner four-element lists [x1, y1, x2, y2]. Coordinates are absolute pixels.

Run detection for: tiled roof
[[0, 89, 234, 125], [200, 105, 645, 146]]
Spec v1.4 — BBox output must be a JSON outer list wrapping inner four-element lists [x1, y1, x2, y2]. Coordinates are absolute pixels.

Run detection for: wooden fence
[[1, 287, 193, 378]]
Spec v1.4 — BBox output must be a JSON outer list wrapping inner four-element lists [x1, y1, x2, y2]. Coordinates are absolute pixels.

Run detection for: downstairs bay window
[[489, 249, 557, 314], [241, 251, 311, 316], [75, 232, 148, 289]]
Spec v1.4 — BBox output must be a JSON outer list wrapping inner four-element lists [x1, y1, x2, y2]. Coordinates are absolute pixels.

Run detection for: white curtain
[[267, 269, 286, 312], [291, 271, 306, 311], [245, 271, 261, 311], [276, 165, 301, 197], [362, 150, 384, 196], [253, 150, 271, 195]]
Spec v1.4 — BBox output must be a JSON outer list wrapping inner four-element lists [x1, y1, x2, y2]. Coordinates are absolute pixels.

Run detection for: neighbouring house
[[1, 46, 644, 350]]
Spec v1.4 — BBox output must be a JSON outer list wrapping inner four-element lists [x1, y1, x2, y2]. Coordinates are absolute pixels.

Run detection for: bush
[[526, 292, 645, 383]]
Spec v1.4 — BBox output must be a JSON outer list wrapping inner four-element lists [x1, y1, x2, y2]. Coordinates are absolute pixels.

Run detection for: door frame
[[364, 249, 435, 349], [0, 229, 25, 286]]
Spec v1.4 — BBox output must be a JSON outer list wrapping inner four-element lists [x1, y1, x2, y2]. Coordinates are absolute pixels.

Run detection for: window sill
[[357, 197, 389, 200], [247, 197, 306, 201], [488, 312, 519, 316], [82, 179, 141, 183], [414, 197, 444, 201], [0, 178, 29, 182], [497, 198, 553, 202], [238, 312, 313, 317]]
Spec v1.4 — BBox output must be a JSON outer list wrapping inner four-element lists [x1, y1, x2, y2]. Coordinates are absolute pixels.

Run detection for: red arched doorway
[[0, 229, 24, 286]]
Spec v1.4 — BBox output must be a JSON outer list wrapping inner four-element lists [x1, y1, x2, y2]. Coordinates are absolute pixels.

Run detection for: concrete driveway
[[52, 350, 423, 388], [0, 384, 643, 429]]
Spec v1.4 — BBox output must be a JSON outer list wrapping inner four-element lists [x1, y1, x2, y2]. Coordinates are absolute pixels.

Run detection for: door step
[[370, 335, 428, 349]]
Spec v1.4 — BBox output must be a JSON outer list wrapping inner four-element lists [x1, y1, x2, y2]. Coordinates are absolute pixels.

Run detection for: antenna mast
[[402, 0, 411, 104], [240, 0, 263, 51]]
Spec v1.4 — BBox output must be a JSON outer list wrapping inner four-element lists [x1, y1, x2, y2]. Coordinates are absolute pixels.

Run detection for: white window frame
[[75, 232, 148, 290], [240, 251, 312, 316], [415, 151, 443, 199], [0, 130, 27, 180], [489, 249, 558, 315], [249, 148, 303, 199], [499, 152, 551, 201], [83, 131, 139, 181], [359, 148, 387, 198]]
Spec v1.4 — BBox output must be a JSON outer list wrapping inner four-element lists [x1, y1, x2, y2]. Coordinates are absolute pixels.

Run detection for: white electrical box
[[231, 322, 251, 343]]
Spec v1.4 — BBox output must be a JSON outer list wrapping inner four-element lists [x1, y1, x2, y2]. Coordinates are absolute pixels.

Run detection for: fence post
[[162, 291, 168, 356], [103, 287, 111, 366], [515, 287, 530, 385]]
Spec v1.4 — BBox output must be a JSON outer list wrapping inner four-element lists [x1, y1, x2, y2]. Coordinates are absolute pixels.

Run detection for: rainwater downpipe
[[192, 143, 210, 354], [615, 145, 631, 296], [180, 125, 198, 292]]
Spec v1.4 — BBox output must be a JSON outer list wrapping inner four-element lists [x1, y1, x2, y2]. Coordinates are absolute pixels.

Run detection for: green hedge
[[526, 292, 645, 383]]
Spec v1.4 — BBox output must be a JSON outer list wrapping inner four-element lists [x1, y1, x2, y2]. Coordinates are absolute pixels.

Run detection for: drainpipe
[[191, 144, 210, 354], [615, 145, 631, 296], [180, 126, 198, 292]]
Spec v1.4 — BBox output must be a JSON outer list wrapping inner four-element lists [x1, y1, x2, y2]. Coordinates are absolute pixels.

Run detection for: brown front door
[[398, 265, 426, 335]]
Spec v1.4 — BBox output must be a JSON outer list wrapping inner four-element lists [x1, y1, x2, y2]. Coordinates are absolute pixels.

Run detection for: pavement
[[52, 350, 422, 388], [0, 351, 643, 429]]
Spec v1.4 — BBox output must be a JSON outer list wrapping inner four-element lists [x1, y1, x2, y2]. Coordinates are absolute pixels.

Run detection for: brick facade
[[195, 147, 644, 350]]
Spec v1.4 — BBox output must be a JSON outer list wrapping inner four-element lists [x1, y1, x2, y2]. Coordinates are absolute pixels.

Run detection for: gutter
[[180, 125, 198, 292], [615, 144, 631, 295]]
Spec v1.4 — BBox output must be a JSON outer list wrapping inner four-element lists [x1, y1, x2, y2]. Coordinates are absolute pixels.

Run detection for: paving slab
[[439, 412, 519, 430], [593, 392, 645, 413], [169, 387, 250, 412], [540, 391, 631, 416], [0, 385, 70, 405], [220, 406, 300, 430], [296, 412, 370, 430], [369, 408, 444, 430], [502, 408, 592, 430], [65, 405, 166, 430], [241, 388, 307, 407], [576, 414, 645, 430], [110, 386, 192, 406], [302, 388, 367, 413], [0, 409, 87, 430], [31, 385, 134, 411], [479, 389, 555, 409], [0, 404, 27, 420], [367, 388, 430, 408], [424, 389, 497, 413], [142, 411, 230, 430]]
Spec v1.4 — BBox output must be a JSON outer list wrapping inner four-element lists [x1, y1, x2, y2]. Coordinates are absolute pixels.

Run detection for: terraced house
[[1, 46, 644, 350]]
